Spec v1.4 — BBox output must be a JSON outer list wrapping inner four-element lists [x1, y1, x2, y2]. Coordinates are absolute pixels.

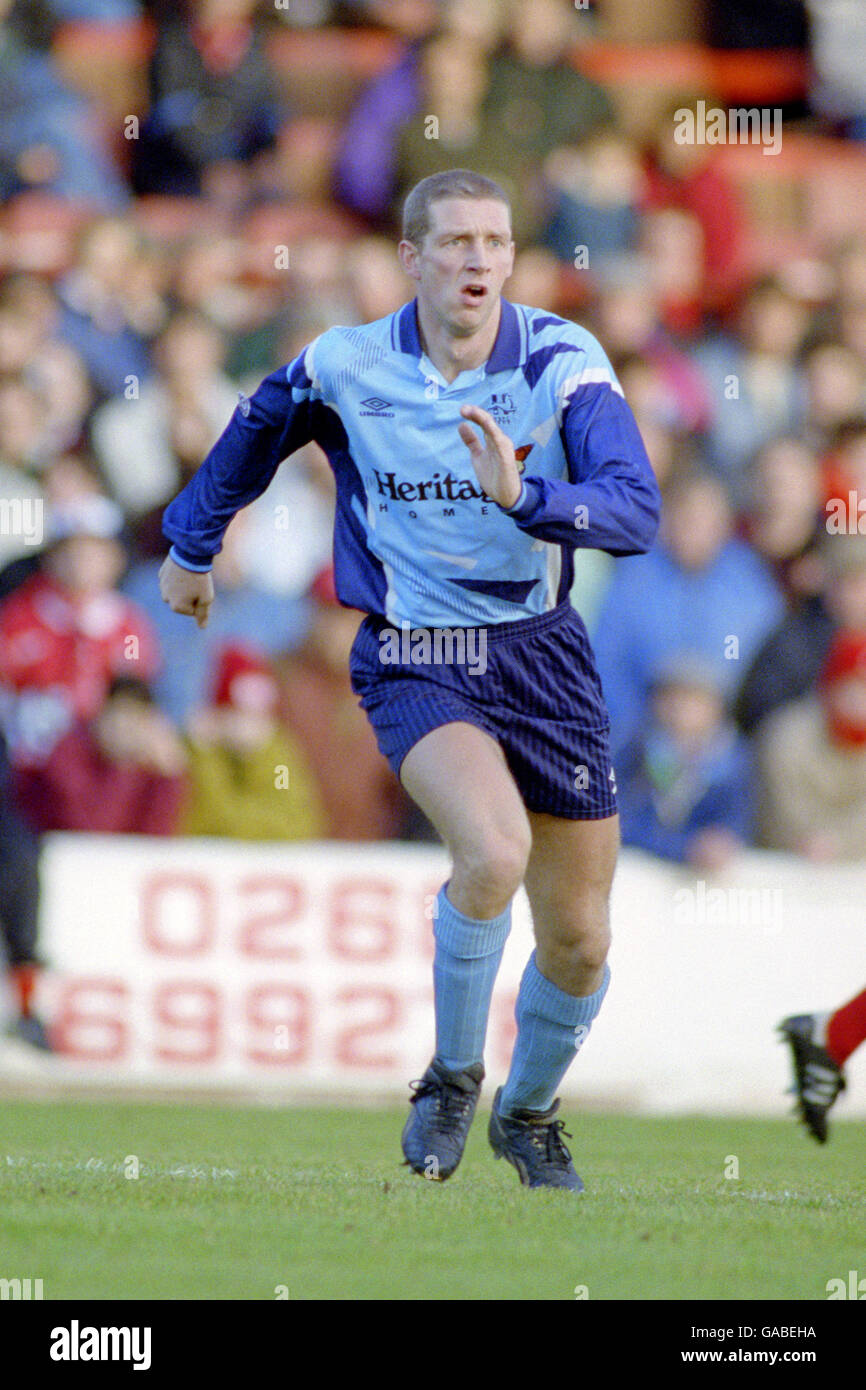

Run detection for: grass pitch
[[1, 1100, 862, 1300]]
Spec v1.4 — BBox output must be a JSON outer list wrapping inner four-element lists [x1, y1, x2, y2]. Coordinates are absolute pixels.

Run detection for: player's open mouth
[[460, 284, 488, 303]]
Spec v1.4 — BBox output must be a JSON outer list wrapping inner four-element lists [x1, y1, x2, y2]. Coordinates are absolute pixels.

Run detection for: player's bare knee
[[456, 825, 530, 906], [544, 902, 611, 971]]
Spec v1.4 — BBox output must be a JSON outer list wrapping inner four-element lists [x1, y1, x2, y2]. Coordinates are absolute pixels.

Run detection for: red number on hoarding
[[333, 986, 401, 1068], [244, 984, 311, 1065], [153, 982, 221, 1063], [237, 875, 306, 959], [51, 978, 129, 1061], [327, 878, 397, 961], [140, 873, 216, 956]]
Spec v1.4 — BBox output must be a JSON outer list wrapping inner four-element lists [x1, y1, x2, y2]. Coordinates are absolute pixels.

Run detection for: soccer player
[[159, 169, 661, 1190], [779, 986, 866, 1143]]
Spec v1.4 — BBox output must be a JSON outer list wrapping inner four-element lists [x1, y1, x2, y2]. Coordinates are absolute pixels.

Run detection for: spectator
[[592, 465, 784, 757], [333, 0, 498, 224], [393, 33, 538, 241], [0, 495, 159, 768], [542, 125, 643, 268], [691, 276, 810, 502], [592, 257, 713, 436], [642, 94, 750, 316], [0, 0, 128, 206], [122, 511, 309, 725], [617, 653, 754, 871], [13, 677, 188, 834], [91, 309, 238, 520], [487, 0, 613, 161], [0, 451, 106, 601], [332, 11, 431, 223], [638, 206, 706, 340], [740, 436, 825, 603], [281, 567, 408, 840], [0, 273, 62, 376], [132, 0, 282, 197], [181, 643, 326, 840], [802, 339, 866, 453], [756, 630, 866, 859], [344, 235, 412, 324], [505, 247, 568, 315], [820, 417, 866, 532], [805, 0, 866, 139], [56, 219, 156, 400], [735, 531, 866, 735]]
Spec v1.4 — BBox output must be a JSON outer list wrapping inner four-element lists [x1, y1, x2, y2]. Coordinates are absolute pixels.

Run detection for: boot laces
[[409, 1076, 473, 1134], [527, 1117, 573, 1167]]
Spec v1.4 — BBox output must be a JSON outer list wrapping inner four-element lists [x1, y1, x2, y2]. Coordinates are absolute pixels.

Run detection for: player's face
[[402, 197, 515, 337]]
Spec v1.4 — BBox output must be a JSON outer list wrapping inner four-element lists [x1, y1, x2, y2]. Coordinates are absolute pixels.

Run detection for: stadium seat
[[573, 43, 810, 105]]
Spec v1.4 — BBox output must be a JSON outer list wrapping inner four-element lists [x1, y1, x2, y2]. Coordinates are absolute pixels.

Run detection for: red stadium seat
[[573, 43, 810, 106]]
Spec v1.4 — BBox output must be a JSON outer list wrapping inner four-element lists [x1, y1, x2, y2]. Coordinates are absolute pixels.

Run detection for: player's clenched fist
[[458, 404, 522, 509], [158, 554, 214, 629]]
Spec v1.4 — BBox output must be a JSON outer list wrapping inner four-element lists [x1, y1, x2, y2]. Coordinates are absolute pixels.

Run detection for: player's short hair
[[401, 170, 512, 248]]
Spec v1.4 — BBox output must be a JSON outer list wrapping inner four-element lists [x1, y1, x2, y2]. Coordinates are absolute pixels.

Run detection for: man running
[[159, 169, 661, 1190]]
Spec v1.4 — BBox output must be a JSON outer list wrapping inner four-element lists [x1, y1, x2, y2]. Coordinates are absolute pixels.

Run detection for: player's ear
[[398, 239, 420, 280]]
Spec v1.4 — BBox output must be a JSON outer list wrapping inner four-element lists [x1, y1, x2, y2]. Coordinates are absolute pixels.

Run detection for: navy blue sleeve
[[162, 354, 317, 569], [503, 385, 661, 556]]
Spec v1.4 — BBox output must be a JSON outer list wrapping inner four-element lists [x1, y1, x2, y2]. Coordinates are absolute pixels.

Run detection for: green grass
[[0, 1100, 863, 1300]]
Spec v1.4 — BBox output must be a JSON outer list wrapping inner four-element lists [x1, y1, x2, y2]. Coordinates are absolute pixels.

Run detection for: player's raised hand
[[158, 554, 214, 629], [458, 404, 522, 509]]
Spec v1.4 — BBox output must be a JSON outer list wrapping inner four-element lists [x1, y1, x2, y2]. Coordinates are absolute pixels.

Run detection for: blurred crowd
[[3, 0, 866, 1041]]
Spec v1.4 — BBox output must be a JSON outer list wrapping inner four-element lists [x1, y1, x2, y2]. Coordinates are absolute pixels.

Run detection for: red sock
[[826, 987, 866, 1067], [8, 963, 38, 1019]]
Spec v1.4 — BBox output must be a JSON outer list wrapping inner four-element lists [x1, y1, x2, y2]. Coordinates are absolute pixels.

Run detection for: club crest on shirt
[[488, 392, 516, 425]]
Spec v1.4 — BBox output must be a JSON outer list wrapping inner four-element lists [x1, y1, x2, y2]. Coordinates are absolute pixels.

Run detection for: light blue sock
[[499, 952, 610, 1115], [432, 885, 511, 1072]]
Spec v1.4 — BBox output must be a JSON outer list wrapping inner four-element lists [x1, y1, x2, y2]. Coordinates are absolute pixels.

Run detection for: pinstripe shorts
[[349, 601, 617, 820]]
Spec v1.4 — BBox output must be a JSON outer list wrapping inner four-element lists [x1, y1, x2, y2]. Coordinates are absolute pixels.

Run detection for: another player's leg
[[0, 794, 52, 1051], [779, 985, 866, 1142], [399, 721, 531, 1179], [490, 812, 618, 1190]]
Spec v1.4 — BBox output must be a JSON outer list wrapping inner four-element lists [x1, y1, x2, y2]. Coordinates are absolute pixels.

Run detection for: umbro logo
[[360, 396, 395, 417], [237, 392, 251, 417]]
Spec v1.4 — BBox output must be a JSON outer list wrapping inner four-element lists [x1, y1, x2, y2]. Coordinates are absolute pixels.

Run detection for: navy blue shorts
[[349, 602, 617, 820]]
